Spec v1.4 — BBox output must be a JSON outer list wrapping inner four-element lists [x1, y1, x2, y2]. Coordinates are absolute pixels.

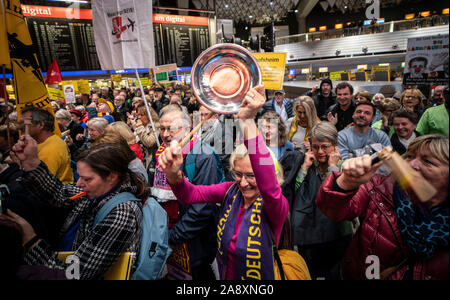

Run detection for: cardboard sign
[[63, 84, 76, 104], [152, 64, 178, 84]]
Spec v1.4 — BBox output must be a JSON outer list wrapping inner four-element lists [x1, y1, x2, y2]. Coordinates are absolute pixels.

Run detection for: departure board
[[154, 24, 210, 67], [27, 17, 101, 71]]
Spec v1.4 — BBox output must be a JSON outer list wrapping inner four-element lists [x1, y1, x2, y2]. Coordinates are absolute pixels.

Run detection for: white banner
[[92, 0, 155, 70]]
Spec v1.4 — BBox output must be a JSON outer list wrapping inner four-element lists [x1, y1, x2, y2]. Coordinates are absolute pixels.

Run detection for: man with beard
[[327, 82, 357, 132], [306, 78, 336, 120], [337, 102, 391, 160]]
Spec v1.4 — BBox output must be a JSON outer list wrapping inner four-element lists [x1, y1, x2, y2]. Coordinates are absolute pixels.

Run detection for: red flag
[[45, 59, 63, 84]]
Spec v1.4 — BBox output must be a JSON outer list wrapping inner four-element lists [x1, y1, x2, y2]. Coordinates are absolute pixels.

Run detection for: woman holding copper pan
[[159, 85, 290, 280]]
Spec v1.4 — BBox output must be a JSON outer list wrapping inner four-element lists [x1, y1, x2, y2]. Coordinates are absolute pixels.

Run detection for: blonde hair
[[405, 134, 449, 165], [105, 121, 136, 145], [229, 144, 284, 186], [400, 89, 426, 111], [293, 96, 320, 129]]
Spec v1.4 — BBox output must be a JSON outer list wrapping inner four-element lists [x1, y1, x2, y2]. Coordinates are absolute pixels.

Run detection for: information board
[[27, 17, 101, 71]]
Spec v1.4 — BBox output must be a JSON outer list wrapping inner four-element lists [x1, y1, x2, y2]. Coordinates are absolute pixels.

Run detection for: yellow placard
[[47, 87, 64, 101], [77, 80, 90, 94], [111, 74, 122, 82], [253, 52, 287, 90], [330, 71, 348, 81], [140, 77, 149, 87], [61, 80, 79, 93]]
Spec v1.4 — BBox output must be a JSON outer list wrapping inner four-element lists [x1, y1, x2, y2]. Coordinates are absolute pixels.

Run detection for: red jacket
[[316, 172, 449, 280]]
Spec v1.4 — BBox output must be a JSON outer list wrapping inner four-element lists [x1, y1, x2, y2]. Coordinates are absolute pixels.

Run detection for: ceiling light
[[225, 4, 229, 8], [295, 10, 299, 13]]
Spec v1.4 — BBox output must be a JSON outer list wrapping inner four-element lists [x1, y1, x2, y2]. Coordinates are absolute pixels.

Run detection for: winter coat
[[316, 172, 449, 280], [280, 151, 351, 246]]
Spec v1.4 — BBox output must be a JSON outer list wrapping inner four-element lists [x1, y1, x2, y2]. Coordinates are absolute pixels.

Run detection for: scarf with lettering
[[216, 184, 274, 280]]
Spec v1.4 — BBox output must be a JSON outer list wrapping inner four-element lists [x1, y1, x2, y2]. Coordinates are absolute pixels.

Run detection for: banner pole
[[1, 64, 11, 150], [135, 69, 160, 147]]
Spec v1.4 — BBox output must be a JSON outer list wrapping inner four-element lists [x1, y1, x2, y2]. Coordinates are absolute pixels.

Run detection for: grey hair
[[309, 121, 338, 145], [75, 105, 86, 113], [55, 109, 72, 121], [88, 117, 109, 131], [161, 108, 192, 129]]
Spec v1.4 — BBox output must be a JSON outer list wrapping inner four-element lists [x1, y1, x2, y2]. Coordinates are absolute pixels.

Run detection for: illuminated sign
[[420, 11, 430, 17], [319, 26, 327, 31], [443, 8, 449, 15], [405, 13, 415, 20], [335, 23, 343, 29], [319, 67, 328, 73], [301, 68, 310, 74], [357, 65, 368, 70], [308, 27, 316, 32]]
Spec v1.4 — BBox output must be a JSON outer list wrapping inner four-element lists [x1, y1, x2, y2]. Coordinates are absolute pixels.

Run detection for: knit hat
[[69, 109, 82, 118], [320, 78, 333, 90]]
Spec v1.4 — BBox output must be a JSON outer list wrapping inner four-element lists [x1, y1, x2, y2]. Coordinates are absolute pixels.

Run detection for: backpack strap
[[270, 229, 285, 280], [93, 192, 139, 227]]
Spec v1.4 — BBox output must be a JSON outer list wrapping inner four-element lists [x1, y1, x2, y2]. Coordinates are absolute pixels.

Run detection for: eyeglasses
[[232, 170, 256, 183], [311, 144, 334, 151], [160, 126, 183, 134]]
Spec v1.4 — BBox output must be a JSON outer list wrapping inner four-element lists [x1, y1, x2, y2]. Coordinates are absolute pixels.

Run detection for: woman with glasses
[[286, 96, 320, 152], [400, 89, 426, 118], [158, 85, 289, 280], [280, 121, 353, 280]]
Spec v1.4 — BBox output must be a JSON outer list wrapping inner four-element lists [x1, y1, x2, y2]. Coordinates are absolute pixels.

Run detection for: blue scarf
[[394, 183, 449, 259], [216, 184, 274, 280]]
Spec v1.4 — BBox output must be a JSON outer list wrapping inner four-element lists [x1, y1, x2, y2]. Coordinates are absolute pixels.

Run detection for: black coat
[[390, 131, 422, 155], [0, 164, 70, 249], [280, 151, 349, 246]]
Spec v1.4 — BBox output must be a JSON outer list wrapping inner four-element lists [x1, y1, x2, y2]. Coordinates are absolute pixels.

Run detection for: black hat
[[154, 87, 164, 92], [320, 78, 333, 90]]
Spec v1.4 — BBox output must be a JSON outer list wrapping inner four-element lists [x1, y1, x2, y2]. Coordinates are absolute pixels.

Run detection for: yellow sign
[[6, 0, 60, 135], [330, 71, 344, 81], [0, 7, 10, 67], [140, 77, 149, 87], [47, 87, 64, 101], [61, 80, 79, 93], [111, 74, 122, 82], [319, 67, 329, 73], [77, 80, 90, 94], [253, 52, 287, 90]]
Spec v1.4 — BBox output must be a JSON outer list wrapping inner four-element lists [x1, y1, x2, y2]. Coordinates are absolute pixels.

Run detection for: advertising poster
[[152, 63, 178, 84]]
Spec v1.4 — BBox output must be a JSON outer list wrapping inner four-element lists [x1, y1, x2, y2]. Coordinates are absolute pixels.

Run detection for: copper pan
[[191, 43, 262, 114]]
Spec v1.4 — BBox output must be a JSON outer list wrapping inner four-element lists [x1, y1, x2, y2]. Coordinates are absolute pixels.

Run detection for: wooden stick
[[177, 112, 214, 148], [23, 118, 32, 136], [377, 146, 437, 203]]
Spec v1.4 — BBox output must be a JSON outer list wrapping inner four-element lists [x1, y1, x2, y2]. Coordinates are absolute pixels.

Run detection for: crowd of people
[[0, 78, 448, 280]]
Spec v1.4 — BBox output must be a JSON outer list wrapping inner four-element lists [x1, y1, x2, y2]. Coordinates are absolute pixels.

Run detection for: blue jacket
[[168, 141, 223, 270]]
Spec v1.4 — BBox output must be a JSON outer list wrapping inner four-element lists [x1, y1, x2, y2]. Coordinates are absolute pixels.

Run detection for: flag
[[92, 0, 155, 70], [45, 59, 63, 84], [4, 0, 60, 135], [0, 1, 10, 68]]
